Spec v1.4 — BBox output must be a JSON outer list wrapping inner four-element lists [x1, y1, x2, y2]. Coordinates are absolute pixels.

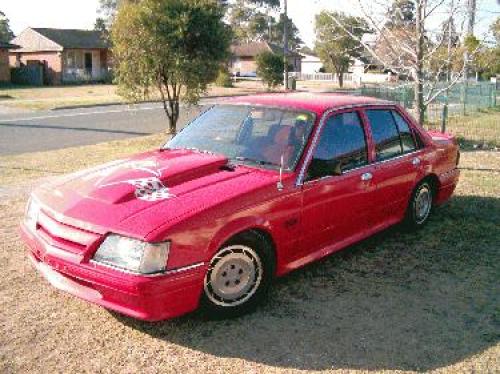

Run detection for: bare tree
[[327, 0, 477, 125]]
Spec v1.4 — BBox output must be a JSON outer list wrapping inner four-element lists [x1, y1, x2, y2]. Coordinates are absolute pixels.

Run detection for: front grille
[[36, 210, 101, 255]]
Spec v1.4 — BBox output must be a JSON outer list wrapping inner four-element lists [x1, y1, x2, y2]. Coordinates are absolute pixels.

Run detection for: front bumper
[[20, 222, 206, 321]]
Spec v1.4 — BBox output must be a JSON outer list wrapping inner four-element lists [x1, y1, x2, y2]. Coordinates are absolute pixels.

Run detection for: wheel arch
[[419, 173, 440, 201], [207, 220, 278, 275]]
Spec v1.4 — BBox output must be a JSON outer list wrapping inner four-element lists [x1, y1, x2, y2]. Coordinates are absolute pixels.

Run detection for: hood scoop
[[63, 150, 230, 204]]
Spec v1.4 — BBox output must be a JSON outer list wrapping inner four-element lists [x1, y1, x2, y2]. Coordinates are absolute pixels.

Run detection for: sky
[[2, 0, 499, 47]]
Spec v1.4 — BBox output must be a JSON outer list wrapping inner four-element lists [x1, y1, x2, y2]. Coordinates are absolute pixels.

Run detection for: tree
[[492, 17, 500, 44], [97, 0, 121, 22], [474, 18, 500, 79], [94, 17, 109, 42], [228, 0, 255, 41], [112, 0, 232, 134], [326, 0, 473, 125], [438, 17, 459, 47], [95, 0, 142, 29], [227, 0, 302, 50], [256, 51, 283, 88], [385, 0, 416, 28], [270, 13, 302, 50], [315, 11, 367, 88], [0, 11, 14, 43]]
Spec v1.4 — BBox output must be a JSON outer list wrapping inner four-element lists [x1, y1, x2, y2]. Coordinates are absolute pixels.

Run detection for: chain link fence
[[356, 82, 499, 150]]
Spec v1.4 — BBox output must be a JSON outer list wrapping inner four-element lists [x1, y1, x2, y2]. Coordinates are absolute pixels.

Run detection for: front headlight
[[93, 234, 170, 275], [25, 197, 40, 232]]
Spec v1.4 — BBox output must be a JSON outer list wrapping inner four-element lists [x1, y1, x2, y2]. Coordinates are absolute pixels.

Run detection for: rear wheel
[[201, 231, 274, 318], [405, 180, 434, 229]]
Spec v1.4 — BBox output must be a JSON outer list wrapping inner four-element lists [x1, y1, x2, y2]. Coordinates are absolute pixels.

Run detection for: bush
[[215, 68, 233, 87], [256, 51, 283, 89]]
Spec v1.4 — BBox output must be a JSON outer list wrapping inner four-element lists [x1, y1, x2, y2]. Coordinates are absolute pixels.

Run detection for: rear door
[[363, 108, 425, 225]]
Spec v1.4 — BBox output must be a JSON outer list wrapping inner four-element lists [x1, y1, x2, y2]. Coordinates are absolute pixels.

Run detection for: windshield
[[166, 105, 315, 171]]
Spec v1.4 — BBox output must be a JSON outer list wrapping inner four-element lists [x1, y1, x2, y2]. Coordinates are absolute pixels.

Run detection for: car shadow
[[113, 195, 499, 372]]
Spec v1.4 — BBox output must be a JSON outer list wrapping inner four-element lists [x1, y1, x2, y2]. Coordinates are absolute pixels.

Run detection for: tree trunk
[[415, 0, 426, 125], [168, 116, 177, 135], [158, 79, 180, 135], [166, 98, 179, 135], [337, 72, 344, 88]]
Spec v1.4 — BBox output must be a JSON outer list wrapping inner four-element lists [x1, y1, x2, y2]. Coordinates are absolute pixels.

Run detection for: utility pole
[[442, 0, 454, 133], [464, 0, 477, 81], [283, 0, 289, 89], [415, 0, 425, 125], [467, 0, 476, 35]]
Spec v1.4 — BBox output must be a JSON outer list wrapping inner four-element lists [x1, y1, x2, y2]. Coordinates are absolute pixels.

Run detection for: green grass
[[426, 106, 500, 149]]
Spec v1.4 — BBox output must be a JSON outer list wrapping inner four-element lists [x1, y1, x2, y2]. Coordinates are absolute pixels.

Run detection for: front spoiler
[[20, 222, 206, 321]]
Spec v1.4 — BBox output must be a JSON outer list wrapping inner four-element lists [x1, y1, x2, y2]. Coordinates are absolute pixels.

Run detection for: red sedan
[[20, 93, 460, 321]]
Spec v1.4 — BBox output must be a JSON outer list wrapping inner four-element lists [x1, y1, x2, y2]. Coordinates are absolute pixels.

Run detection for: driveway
[[0, 102, 207, 156]]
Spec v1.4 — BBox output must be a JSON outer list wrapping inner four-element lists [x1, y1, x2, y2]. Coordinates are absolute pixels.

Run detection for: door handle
[[361, 172, 373, 181], [412, 157, 421, 166]]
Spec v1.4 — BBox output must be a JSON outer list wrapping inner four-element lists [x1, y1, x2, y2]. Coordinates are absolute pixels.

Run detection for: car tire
[[201, 231, 275, 319], [404, 179, 434, 230]]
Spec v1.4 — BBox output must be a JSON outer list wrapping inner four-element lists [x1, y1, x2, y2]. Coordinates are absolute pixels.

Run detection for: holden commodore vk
[[20, 93, 460, 321]]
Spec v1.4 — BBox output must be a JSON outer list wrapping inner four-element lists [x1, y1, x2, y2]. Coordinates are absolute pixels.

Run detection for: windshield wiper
[[183, 147, 214, 154], [232, 156, 279, 167]]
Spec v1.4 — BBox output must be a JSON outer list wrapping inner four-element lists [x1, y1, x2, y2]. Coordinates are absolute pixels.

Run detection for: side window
[[306, 111, 368, 181], [392, 111, 417, 153], [366, 110, 402, 161]]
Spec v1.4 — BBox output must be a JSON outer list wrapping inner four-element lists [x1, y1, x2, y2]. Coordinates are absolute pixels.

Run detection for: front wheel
[[404, 180, 434, 229], [201, 231, 274, 318]]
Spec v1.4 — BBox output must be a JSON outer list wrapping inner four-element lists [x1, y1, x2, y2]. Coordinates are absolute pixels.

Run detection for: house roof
[[231, 41, 302, 58], [31, 28, 109, 49], [300, 53, 321, 62], [299, 47, 317, 57]]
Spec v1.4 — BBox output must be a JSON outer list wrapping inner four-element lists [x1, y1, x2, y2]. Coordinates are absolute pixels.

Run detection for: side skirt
[[277, 217, 401, 276]]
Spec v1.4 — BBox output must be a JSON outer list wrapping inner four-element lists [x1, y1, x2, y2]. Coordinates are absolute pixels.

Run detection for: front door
[[84, 52, 93, 75], [298, 110, 377, 258]]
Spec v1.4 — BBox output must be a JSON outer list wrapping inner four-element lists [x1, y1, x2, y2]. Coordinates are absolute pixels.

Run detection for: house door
[[84, 52, 93, 75]]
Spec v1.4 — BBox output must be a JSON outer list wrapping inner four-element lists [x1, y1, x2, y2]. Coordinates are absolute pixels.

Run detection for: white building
[[300, 53, 323, 74]]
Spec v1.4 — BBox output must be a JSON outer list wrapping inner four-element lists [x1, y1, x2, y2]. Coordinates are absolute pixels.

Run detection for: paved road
[[0, 102, 208, 156]]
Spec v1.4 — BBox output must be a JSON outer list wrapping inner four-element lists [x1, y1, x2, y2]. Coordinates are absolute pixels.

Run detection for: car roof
[[221, 92, 391, 117]]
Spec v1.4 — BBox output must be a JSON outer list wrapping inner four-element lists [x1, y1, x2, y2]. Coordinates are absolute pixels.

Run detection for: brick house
[[9, 28, 111, 85], [0, 41, 18, 83], [230, 41, 302, 77]]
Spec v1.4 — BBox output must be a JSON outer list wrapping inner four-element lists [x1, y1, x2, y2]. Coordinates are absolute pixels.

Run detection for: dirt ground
[[0, 136, 498, 373]]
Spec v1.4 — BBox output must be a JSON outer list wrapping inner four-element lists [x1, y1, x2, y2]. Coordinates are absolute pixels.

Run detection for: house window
[[66, 51, 76, 69], [66, 51, 85, 69]]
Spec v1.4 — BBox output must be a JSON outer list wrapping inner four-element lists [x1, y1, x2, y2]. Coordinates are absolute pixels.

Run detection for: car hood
[[34, 149, 279, 239]]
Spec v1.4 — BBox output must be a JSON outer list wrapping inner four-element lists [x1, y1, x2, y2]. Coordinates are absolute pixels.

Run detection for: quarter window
[[366, 110, 403, 161], [306, 111, 368, 180]]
